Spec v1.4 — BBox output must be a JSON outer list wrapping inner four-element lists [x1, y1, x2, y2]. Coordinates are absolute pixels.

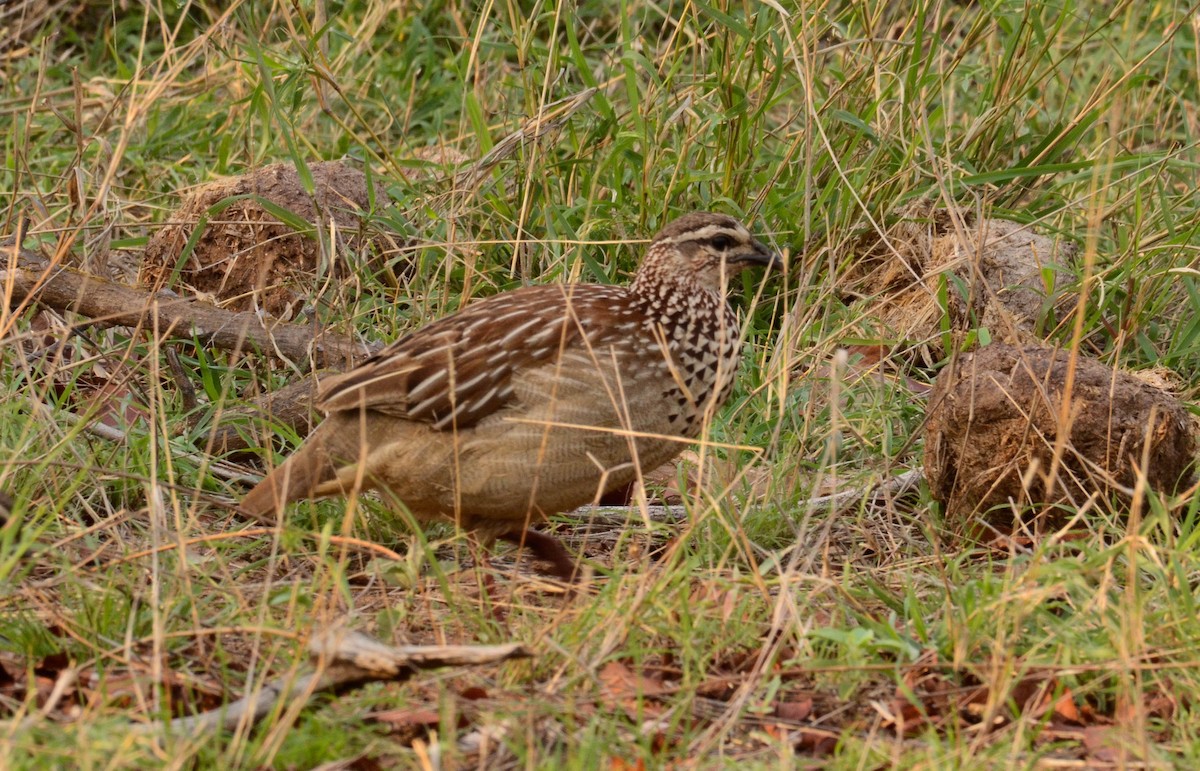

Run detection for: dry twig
[[3, 246, 379, 370], [137, 627, 531, 734]]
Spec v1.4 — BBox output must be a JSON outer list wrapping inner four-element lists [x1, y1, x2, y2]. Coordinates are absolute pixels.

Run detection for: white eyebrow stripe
[[660, 224, 746, 244]]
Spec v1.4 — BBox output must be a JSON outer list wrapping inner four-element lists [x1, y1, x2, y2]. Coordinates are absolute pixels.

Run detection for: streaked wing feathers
[[317, 284, 628, 429]]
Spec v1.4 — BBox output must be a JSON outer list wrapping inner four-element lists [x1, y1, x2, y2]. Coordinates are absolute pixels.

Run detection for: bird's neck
[[629, 273, 732, 329]]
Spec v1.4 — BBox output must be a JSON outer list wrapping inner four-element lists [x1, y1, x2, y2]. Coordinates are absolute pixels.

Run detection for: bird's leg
[[498, 529, 580, 583]]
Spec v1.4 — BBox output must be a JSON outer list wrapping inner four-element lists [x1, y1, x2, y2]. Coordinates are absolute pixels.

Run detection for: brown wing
[[317, 284, 631, 430]]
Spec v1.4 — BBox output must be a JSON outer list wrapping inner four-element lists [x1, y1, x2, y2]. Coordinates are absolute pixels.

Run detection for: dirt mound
[[141, 161, 395, 317], [924, 344, 1195, 530], [846, 205, 1076, 361]]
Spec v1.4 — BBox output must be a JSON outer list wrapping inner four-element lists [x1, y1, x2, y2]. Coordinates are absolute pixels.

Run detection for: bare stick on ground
[[136, 627, 531, 734], [3, 246, 380, 370]]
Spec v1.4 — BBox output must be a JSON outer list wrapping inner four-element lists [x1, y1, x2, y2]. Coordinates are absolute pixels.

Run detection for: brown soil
[[845, 204, 1077, 362], [141, 161, 396, 317], [924, 344, 1195, 530]]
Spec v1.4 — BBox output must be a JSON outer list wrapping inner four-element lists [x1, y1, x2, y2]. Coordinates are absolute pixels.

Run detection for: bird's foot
[[498, 529, 581, 584]]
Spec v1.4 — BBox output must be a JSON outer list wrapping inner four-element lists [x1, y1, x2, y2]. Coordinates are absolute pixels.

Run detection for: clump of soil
[[925, 344, 1195, 531], [141, 161, 396, 317], [845, 204, 1077, 362]]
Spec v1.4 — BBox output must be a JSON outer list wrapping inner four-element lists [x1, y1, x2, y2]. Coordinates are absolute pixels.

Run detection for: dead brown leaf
[[795, 727, 839, 755], [1144, 689, 1177, 720], [1050, 688, 1083, 724], [764, 722, 839, 756], [1082, 725, 1137, 764], [598, 661, 667, 719], [369, 707, 442, 729], [889, 652, 956, 736], [773, 697, 814, 723]]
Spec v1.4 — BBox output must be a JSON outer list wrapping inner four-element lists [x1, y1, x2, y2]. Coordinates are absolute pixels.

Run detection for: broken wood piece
[[200, 376, 323, 458], [3, 246, 380, 370], [137, 628, 531, 734]]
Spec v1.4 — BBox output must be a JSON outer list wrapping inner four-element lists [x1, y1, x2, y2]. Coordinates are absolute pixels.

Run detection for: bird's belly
[[365, 354, 688, 525], [452, 421, 683, 520]]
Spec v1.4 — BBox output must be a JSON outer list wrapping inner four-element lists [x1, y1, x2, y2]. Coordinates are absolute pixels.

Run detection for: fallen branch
[[138, 627, 531, 734], [201, 376, 323, 458], [557, 471, 926, 529], [3, 246, 380, 370], [31, 398, 260, 486], [799, 468, 925, 514]]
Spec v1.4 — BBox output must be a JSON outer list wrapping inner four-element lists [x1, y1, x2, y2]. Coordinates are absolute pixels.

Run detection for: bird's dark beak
[[736, 237, 784, 271]]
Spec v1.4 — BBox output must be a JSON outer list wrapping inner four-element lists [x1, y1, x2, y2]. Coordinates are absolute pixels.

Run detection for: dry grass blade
[[4, 0, 1200, 766], [449, 86, 599, 195]]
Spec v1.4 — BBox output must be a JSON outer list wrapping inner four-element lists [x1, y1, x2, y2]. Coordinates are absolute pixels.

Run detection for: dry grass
[[2, 0, 1200, 767]]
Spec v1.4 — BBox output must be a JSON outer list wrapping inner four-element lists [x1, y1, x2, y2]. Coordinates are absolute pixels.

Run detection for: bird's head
[[636, 211, 782, 293]]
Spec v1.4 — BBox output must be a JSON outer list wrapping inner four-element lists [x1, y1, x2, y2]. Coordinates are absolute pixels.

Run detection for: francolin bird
[[241, 212, 780, 580]]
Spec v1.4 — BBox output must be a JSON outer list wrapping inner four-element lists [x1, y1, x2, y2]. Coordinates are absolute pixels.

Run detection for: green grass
[[3, 0, 1200, 766]]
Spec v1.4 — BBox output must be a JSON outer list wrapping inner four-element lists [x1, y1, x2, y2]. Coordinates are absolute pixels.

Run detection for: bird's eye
[[710, 235, 733, 251]]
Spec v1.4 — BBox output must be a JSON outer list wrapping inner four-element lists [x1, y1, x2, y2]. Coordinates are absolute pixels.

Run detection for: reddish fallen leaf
[[1082, 725, 1137, 764], [889, 651, 952, 735], [460, 686, 488, 701], [765, 722, 838, 755], [369, 708, 442, 730], [1113, 688, 1179, 725], [598, 661, 667, 719], [890, 698, 929, 736], [1144, 690, 1177, 720], [961, 675, 1081, 727], [795, 727, 839, 755], [34, 652, 70, 677], [1051, 688, 1083, 725], [346, 756, 385, 771], [1006, 677, 1049, 713], [649, 730, 676, 754], [1076, 699, 1111, 725], [85, 379, 146, 431], [773, 697, 814, 723], [608, 758, 646, 771], [33, 676, 59, 706]]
